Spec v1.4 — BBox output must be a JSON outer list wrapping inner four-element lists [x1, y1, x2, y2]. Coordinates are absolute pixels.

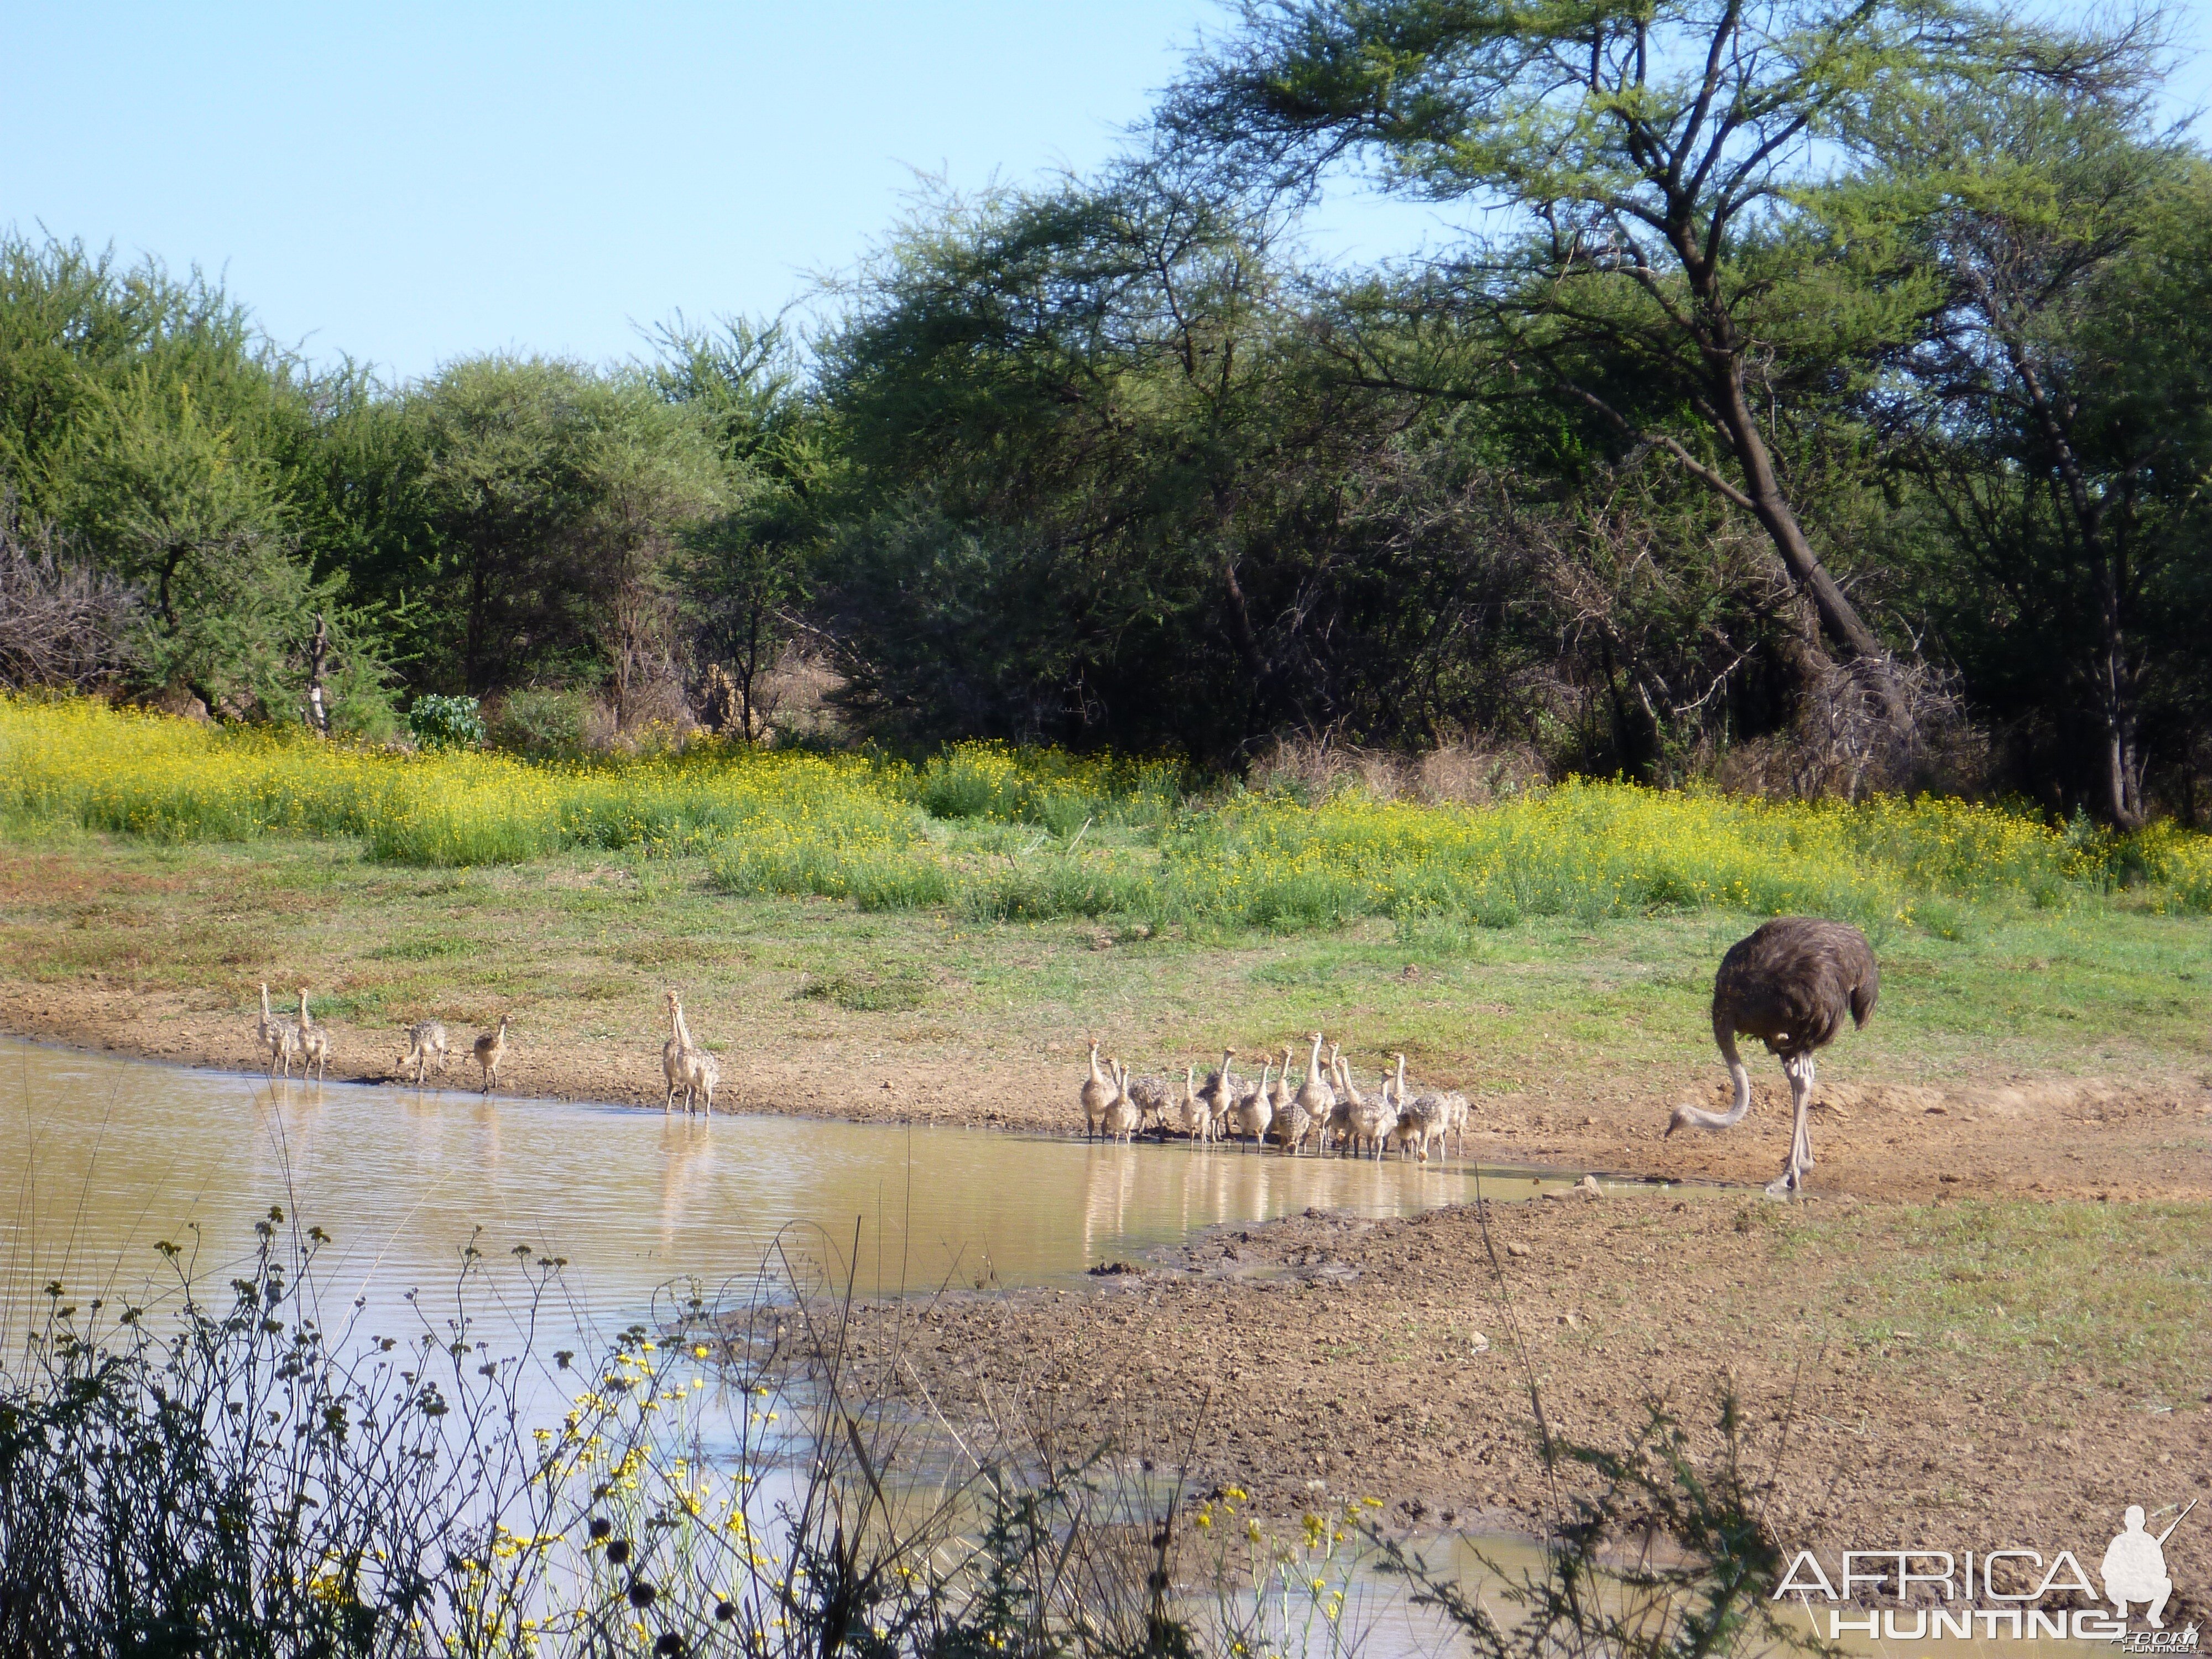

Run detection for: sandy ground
[[815, 1193, 2209, 1617], [3, 979, 2205, 1206]]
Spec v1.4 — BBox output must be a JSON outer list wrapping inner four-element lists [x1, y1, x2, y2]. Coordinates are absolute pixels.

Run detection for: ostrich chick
[[1669, 916, 1877, 1199]]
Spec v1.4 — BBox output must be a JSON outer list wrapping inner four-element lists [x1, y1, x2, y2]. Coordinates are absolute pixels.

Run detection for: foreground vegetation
[[0, 1205, 1820, 1658], [7, 700, 2211, 947]]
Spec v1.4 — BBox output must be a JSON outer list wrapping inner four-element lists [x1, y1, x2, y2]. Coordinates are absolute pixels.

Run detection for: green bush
[[405, 692, 484, 749], [487, 687, 591, 757]]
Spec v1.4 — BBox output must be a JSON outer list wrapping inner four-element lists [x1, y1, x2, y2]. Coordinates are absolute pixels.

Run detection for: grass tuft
[[796, 969, 932, 1012]]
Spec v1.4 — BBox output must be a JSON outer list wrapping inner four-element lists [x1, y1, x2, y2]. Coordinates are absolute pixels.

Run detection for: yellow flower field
[[4, 694, 2208, 932]]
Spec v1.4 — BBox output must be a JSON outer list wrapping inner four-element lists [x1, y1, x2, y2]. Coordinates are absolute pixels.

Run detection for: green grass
[[4, 822, 2206, 1095], [1770, 1199, 2212, 1411], [797, 968, 933, 1013]]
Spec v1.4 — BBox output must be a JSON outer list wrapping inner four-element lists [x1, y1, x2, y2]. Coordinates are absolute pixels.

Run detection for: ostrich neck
[[1716, 1030, 1753, 1126]]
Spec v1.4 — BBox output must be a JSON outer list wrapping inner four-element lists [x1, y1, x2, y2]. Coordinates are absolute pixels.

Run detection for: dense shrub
[[487, 687, 593, 757], [406, 693, 486, 749]]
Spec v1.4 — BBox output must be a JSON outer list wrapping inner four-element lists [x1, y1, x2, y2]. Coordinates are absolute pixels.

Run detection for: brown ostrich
[[1668, 916, 1879, 1199]]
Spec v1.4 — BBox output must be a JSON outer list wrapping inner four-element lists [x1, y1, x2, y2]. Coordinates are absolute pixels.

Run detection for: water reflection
[[0, 1035, 1584, 1349]]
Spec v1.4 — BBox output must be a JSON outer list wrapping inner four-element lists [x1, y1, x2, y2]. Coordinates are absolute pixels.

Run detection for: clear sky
[[4, 2, 2205, 385]]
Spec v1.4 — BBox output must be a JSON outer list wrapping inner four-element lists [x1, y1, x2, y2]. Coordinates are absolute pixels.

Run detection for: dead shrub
[[0, 508, 141, 692], [1714, 656, 1988, 802], [1249, 732, 1549, 806]]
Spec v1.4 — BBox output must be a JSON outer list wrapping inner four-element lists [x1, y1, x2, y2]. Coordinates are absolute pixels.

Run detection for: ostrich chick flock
[[1079, 915, 1880, 1200], [247, 916, 1877, 1199], [1081, 1029, 1472, 1165], [251, 988, 716, 1114]]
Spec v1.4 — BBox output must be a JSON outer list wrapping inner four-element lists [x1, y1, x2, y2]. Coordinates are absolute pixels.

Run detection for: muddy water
[[0, 1036, 1611, 1348]]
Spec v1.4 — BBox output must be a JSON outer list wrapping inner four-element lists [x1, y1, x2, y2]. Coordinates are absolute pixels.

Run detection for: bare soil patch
[[822, 1192, 2209, 1616]]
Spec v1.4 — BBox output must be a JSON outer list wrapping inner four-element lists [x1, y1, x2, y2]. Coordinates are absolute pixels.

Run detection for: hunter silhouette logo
[[1772, 1498, 2199, 1644], [2103, 1501, 2192, 1630]]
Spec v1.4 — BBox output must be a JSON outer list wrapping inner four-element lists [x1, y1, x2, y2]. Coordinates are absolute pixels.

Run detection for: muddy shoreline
[[815, 1193, 2208, 1617], [5, 980, 2207, 1206]]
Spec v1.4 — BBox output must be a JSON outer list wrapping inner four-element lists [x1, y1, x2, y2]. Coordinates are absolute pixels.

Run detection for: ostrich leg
[[1798, 1057, 1818, 1172], [1768, 1052, 1813, 1200]]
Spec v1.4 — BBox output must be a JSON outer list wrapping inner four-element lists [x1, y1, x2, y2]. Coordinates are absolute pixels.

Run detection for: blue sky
[[4, 2, 2205, 384]]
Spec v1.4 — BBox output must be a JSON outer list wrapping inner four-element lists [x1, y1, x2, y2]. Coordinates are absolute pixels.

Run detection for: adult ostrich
[[1667, 916, 1879, 1199]]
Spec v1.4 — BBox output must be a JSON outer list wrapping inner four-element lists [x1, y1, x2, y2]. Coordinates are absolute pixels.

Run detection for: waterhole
[[0, 1035, 1615, 1344], [1, 1036, 2064, 1657]]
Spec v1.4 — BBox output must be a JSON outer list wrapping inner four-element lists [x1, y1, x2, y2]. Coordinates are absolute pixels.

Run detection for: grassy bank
[[6, 696, 2211, 941], [4, 822, 2208, 1106]]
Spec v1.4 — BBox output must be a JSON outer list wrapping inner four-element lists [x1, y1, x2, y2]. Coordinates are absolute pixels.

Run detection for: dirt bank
[[819, 1191, 2208, 1614]]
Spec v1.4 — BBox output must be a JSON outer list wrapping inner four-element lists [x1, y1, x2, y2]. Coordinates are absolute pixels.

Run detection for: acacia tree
[[815, 164, 1325, 749], [55, 371, 328, 715], [399, 359, 727, 706], [1861, 81, 2208, 825], [651, 316, 820, 741], [1165, 0, 2117, 723]]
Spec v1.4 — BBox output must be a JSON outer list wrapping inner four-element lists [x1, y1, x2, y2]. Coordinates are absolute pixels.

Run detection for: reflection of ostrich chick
[[1668, 917, 1879, 1199]]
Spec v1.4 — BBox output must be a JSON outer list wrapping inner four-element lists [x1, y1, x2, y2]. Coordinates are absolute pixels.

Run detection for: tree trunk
[[737, 593, 764, 745], [2093, 560, 2144, 830], [1220, 556, 1274, 736], [305, 612, 330, 737], [1712, 374, 1903, 719], [2008, 342, 2145, 828]]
